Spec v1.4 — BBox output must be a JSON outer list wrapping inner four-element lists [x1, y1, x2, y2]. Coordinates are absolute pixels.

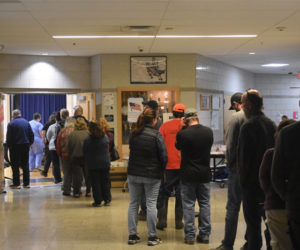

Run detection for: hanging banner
[[127, 97, 144, 123]]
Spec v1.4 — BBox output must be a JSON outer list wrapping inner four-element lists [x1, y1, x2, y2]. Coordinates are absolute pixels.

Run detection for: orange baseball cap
[[173, 104, 186, 113]]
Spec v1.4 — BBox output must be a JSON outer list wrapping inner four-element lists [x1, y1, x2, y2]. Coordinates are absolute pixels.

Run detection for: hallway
[[0, 184, 250, 250]]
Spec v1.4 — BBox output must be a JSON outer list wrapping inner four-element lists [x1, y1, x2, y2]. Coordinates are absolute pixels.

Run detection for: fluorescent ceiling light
[[261, 63, 289, 67], [196, 67, 209, 70], [53, 35, 155, 39], [157, 35, 257, 38], [42, 53, 48, 56], [249, 52, 255, 55], [53, 34, 257, 39]]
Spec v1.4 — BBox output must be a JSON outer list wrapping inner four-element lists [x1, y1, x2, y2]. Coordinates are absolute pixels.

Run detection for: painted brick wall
[[254, 74, 300, 123]]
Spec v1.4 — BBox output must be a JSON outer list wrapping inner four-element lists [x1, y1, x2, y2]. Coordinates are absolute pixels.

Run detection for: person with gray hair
[[6, 109, 34, 189]]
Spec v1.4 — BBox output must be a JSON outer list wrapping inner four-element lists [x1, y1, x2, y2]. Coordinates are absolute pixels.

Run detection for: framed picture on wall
[[212, 95, 220, 110], [200, 94, 211, 110], [130, 56, 167, 84]]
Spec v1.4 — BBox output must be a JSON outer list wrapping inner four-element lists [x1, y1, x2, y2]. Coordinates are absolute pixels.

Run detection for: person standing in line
[[127, 108, 167, 246], [259, 119, 295, 250], [272, 120, 300, 249], [73, 105, 89, 125], [238, 89, 276, 250], [99, 117, 114, 205], [138, 100, 162, 220], [83, 121, 111, 207], [156, 103, 186, 231], [175, 108, 213, 245], [29, 113, 44, 172], [40, 113, 56, 177], [6, 109, 34, 189], [212, 92, 247, 250], [56, 118, 76, 196], [46, 112, 63, 184], [68, 118, 89, 198]]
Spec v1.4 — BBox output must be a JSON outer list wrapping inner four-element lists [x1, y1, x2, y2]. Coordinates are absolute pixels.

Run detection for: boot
[[175, 197, 184, 229], [156, 199, 168, 230]]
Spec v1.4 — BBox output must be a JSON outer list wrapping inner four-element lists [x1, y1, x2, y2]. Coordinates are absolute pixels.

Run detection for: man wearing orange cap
[[156, 103, 186, 230]]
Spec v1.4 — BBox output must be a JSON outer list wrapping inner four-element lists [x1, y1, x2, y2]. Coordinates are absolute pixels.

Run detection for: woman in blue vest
[[127, 108, 168, 246]]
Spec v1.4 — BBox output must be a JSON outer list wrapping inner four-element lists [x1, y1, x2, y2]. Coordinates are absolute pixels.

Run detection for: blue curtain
[[13, 94, 66, 124]]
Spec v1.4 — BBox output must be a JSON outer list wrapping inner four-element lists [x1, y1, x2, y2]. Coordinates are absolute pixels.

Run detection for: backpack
[[54, 120, 65, 148]]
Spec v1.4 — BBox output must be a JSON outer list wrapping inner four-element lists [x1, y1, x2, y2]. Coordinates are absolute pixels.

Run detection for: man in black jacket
[[272, 121, 300, 249], [238, 89, 276, 250], [176, 108, 213, 245]]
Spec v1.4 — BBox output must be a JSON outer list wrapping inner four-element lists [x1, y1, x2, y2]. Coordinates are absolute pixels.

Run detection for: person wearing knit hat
[[156, 103, 186, 230]]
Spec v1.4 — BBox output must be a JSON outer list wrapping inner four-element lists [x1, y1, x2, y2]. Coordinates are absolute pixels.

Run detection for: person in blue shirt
[[6, 109, 34, 189], [29, 113, 44, 171]]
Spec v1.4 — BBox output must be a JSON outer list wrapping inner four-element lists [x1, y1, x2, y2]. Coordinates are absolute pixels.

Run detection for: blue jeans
[[222, 169, 242, 248], [128, 175, 161, 237], [181, 181, 211, 240]]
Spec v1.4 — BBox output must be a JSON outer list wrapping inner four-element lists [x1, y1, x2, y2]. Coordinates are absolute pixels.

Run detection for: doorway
[[117, 87, 180, 159]]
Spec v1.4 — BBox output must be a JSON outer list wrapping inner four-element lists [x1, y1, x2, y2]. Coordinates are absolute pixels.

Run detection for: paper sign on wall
[[127, 97, 144, 123]]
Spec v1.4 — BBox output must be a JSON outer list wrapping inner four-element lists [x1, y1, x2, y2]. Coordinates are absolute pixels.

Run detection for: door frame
[[117, 86, 180, 159]]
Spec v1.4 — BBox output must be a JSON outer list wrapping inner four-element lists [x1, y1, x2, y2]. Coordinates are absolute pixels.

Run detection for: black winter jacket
[[128, 125, 168, 179], [238, 112, 276, 195], [82, 135, 110, 170], [272, 121, 300, 220]]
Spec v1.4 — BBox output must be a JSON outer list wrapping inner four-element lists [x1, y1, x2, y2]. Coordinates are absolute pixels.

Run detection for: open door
[[67, 92, 96, 121]]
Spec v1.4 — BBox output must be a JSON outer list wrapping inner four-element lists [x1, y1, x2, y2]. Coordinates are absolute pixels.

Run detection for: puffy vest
[[128, 126, 163, 179]]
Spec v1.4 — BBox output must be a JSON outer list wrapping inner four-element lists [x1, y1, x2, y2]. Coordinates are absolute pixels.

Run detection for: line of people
[[6, 106, 115, 208], [127, 90, 300, 250]]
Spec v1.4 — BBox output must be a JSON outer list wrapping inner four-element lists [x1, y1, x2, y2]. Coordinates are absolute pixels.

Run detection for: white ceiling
[[1, 0, 300, 74]]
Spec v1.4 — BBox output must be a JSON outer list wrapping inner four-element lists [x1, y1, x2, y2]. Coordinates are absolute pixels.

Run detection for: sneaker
[[184, 239, 195, 245], [9, 185, 21, 189], [92, 202, 102, 207], [197, 234, 209, 244], [128, 234, 141, 245], [40, 171, 48, 177], [104, 201, 111, 206], [211, 244, 233, 250], [23, 185, 30, 189], [147, 236, 161, 246]]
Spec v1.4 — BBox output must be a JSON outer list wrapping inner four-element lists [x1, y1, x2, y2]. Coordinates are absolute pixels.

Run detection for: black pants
[[157, 170, 182, 209], [89, 168, 111, 205], [242, 187, 271, 250], [10, 144, 30, 186], [50, 150, 62, 183], [289, 217, 300, 249], [43, 145, 52, 174]]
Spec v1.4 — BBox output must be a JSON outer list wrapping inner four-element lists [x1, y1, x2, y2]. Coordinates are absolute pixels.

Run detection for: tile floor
[[0, 181, 258, 250]]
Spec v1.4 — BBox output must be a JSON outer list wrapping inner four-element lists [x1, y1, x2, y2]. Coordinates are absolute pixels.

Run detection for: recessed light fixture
[[53, 34, 257, 39], [249, 52, 255, 55], [42, 53, 49, 56], [196, 67, 209, 70], [261, 63, 289, 67]]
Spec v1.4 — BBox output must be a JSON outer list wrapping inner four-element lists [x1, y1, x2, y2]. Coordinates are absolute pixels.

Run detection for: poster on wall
[[104, 114, 114, 122], [103, 92, 114, 111], [127, 97, 144, 123], [293, 111, 298, 120], [211, 111, 219, 130], [130, 56, 167, 84]]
